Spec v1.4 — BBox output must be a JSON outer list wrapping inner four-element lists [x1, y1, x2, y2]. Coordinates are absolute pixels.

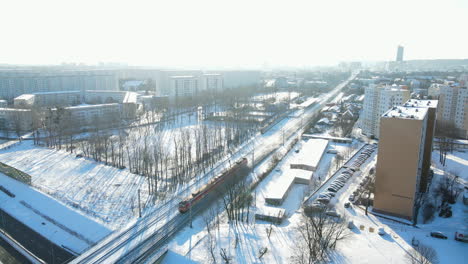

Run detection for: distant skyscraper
[[396, 45, 404, 62]]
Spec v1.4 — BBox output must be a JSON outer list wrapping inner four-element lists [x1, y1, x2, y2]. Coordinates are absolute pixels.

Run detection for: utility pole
[[251, 142, 255, 169], [189, 200, 193, 228], [138, 189, 141, 218], [282, 129, 285, 146]]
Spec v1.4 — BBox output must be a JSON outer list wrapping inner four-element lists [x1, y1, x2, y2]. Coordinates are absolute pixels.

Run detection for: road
[[71, 71, 360, 264]]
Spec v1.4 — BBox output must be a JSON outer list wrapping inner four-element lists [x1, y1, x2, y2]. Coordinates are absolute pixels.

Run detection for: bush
[[422, 203, 435, 223]]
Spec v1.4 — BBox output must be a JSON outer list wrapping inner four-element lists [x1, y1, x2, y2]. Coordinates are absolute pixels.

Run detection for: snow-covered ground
[[164, 147, 468, 264], [251, 91, 300, 102], [0, 140, 149, 229], [165, 137, 362, 263], [0, 172, 110, 254]]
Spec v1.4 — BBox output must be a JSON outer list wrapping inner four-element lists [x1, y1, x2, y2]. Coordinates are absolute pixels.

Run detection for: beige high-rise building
[[437, 86, 468, 138], [373, 99, 438, 221], [361, 84, 410, 138]]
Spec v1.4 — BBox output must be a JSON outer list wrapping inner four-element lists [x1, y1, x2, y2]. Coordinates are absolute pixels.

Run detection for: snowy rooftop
[[170, 75, 195, 79], [403, 99, 438, 108], [0, 173, 110, 253], [14, 94, 35, 100], [382, 105, 428, 120], [32, 91, 80, 95], [0, 107, 32, 112], [65, 103, 120, 110], [289, 139, 329, 170]]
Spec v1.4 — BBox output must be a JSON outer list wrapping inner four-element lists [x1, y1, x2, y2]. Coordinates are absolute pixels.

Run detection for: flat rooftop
[[383, 105, 428, 120], [14, 94, 35, 100], [403, 99, 438, 108]]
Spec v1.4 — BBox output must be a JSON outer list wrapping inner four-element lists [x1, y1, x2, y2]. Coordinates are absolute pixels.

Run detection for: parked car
[[455, 230, 468, 242], [430, 231, 447, 239], [378, 227, 386, 236], [348, 220, 355, 229], [327, 187, 337, 192], [344, 202, 351, 208], [349, 194, 355, 202]]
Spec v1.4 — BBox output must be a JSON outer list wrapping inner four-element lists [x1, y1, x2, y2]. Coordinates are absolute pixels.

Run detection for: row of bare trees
[[58, 119, 253, 197]]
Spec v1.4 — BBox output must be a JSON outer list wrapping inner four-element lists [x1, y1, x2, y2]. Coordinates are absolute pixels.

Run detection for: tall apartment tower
[[437, 85, 468, 138], [361, 84, 410, 138], [396, 45, 404, 62], [373, 99, 438, 221]]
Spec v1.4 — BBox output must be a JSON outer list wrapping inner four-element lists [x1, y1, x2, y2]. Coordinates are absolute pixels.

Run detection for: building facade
[[0, 69, 118, 101], [361, 84, 410, 138], [0, 108, 33, 132], [373, 100, 437, 221], [65, 103, 121, 127], [14, 91, 81, 108], [396, 45, 404, 62], [169, 76, 199, 97], [437, 86, 468, 138], [200, 74, 223, 91]]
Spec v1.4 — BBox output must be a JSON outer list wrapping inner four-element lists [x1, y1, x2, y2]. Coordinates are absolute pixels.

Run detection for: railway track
[[72, 72, 359, 263]]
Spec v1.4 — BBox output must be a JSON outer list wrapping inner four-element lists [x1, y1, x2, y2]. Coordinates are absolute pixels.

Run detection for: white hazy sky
[[0, 0, 467, 68]]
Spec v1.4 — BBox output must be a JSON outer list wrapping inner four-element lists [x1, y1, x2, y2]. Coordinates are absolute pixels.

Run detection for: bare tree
[[406, 244, 439, 264], [292, 212, 349, 264], [220, 248, 231, 263]]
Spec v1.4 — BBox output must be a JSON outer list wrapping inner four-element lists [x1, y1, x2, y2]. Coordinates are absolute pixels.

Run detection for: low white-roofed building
[[13, 94, 35, 108], [290, 139, 329, 171]]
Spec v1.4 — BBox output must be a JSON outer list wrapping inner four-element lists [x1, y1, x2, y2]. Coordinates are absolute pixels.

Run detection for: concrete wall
[[373, 117, 425, 220]]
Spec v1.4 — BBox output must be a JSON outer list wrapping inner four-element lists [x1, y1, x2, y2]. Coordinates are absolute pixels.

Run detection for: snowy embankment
[[0, 140, 149, 229], [0, 173, 110, 254]]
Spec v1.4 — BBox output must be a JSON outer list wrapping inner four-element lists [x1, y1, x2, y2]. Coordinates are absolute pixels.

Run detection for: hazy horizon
[[1, 0, 467, 68]]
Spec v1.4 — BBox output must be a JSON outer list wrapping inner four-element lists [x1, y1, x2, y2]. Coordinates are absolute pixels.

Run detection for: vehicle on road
[[178, 158, 248, 213], [344, 202, 351, 208], [455, 230, 468, 242], [430, 231, 447, 239]]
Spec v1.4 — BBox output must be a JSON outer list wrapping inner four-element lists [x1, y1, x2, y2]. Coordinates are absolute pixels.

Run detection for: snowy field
[[0, 140, 149, 229], [163, 147, 468, 263]]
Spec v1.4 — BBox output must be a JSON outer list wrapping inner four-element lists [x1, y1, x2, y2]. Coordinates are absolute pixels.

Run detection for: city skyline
[[0, 0, 467, 68]]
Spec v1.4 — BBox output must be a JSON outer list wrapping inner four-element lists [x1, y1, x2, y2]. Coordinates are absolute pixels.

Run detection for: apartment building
[[200, 74, 223, 91], [373, 99, 438, 221], [437, 86, 468, 138], [65, 104, 121, 127], [361, 84, 410, 138], [0, 69, 118, 101], [0, 108, 33, 132], [14, 91, 81, 108], [170, 76, 199, 97]]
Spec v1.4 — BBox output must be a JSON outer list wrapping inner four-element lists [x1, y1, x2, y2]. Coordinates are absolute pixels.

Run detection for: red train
[[178, 158, 248, 213]]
